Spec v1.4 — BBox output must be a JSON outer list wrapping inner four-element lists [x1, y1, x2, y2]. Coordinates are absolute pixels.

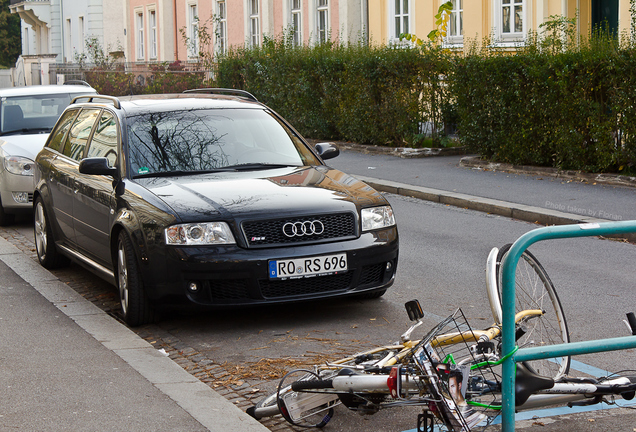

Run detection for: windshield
[[0, 93, 83, 135], [126, 108, 320, 177]]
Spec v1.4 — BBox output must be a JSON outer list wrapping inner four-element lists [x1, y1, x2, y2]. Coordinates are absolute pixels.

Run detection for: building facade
[[7, 0, 632, 76], [368, 1, 628, 50]]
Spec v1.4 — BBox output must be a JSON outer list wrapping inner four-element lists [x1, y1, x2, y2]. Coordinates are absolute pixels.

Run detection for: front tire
[[34, 197, 69, 269], [116, 230, 154, 326], [496, 244, 570, 380]]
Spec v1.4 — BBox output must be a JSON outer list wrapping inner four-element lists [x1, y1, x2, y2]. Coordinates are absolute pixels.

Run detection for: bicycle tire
[[496, 244, 570, 380], [292, 379, 335, 391]]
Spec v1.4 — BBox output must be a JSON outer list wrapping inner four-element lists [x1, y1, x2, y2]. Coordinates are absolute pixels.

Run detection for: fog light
[[11, 192, 29, 204], [386, 261, 393, 272], [188, 281, 200, 292]]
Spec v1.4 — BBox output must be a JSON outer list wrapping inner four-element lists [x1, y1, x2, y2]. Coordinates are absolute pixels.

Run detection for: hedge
[[215, 39, 452, 147]]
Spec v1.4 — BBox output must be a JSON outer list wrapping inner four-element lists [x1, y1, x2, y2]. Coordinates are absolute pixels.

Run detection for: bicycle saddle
[[515, 362, 555, 406]]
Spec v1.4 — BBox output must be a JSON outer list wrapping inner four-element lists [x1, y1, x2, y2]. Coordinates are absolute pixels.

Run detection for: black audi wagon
[[33, 90, 399, 325]]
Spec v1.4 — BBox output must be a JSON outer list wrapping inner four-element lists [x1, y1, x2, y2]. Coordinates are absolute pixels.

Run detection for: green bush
[[216, 39, 451, 146], [449, 33, 636, 173]]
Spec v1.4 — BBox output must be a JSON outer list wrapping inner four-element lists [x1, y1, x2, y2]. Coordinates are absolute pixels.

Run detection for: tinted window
[[47, 109, 79, 152], [62, 108, 100, 161], [126, 108, 319, 177], [87, 111, 118, 167]]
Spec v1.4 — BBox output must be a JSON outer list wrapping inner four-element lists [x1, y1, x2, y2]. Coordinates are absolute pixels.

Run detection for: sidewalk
[[0, 236, 268, 432]]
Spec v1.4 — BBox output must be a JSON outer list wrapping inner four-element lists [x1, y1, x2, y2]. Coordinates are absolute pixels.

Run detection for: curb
[[0, 236, 269, 432], [354, 174, 636, 243], [460, 156, 636, 189]]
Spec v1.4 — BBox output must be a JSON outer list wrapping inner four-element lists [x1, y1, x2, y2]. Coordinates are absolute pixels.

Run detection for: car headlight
[[165, 222, 236, 245], [5, 156, 35, 176], [361, 206, 396, 232]]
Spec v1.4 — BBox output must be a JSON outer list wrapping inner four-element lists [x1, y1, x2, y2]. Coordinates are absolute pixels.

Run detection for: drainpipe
[[173, 0, 179, 60]]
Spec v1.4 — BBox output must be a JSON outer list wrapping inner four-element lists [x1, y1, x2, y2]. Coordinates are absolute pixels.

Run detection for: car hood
[[0, 134, 49, 160], [134, 166, 387, 221]]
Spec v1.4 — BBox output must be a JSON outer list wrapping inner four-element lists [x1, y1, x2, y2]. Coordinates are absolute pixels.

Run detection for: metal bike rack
[[500, 220, 636, 431]]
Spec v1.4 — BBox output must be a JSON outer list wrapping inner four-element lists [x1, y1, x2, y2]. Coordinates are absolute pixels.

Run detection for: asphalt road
[[6, 189, 636, 432]]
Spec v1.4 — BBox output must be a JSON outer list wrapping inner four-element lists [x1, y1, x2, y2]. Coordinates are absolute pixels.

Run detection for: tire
[[33, 197, 69, 269], [496, 244, 570, 380], [116, 230, 154, 326], [249, 370, 337, 428]]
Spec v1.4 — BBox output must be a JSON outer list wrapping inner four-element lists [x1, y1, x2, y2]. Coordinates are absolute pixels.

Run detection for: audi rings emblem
[[282, 220, 325, 237]]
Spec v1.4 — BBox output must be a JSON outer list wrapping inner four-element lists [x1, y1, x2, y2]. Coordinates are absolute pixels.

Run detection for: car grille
[[359, 263, 386, 286], [208, 279, 250, 300], [242, 212, 357, 248]]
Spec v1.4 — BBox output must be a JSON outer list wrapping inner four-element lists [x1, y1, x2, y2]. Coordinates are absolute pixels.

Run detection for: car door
[[73, 110, 118, 266], [53, 108, 101, 246]]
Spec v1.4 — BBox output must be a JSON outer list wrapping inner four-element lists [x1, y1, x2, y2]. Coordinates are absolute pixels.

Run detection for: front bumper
[[140, 227, 399, 306], [0, 172, 34, 213]]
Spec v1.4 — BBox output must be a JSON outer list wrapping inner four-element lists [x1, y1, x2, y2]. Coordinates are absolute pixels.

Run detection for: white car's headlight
[[5, 156, 35, 176], [361, 206, 396, 232], [165, 222, 236, 245]]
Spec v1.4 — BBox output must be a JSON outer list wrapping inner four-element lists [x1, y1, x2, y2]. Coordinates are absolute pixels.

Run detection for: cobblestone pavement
[[0, 224, 301, 432]]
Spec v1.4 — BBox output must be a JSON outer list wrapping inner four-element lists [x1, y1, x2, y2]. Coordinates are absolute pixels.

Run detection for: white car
[[0, 83, 97, 225]]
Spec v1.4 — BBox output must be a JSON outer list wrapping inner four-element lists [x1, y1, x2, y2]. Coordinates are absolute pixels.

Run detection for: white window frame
[[65, 18, 72, 60], [494, 0, 527, 44], [187, 2, 199, 58], [216, 0, 227, 54], [290, 0, 302, 47], [248, 0, 260, 47], [149, 9, 157, 60], [445, 0, 463, 45], [316, 0, 329, 44], [78, 16, 85, 54], [392, 0, 410, 40], [135, 10, 145, 60]]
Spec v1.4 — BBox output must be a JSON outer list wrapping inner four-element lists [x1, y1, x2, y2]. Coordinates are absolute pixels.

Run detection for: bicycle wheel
[[248, 369, 338, 428], [496, 244, 570, 380]]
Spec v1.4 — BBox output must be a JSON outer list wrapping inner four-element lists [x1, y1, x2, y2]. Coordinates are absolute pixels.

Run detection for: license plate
[[269, 253, 347, 279]]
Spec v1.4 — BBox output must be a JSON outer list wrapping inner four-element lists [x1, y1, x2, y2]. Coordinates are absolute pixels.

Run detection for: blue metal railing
[[500, 220, 636, 431]]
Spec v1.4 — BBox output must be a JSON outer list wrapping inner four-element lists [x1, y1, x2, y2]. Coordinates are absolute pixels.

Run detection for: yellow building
[[368, 1, 629, 50]]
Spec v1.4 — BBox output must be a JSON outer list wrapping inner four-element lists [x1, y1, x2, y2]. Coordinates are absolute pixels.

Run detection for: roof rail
[[71, 95, 121, 109], [63, 80, 93, 87], [183, 88, 258, 102]]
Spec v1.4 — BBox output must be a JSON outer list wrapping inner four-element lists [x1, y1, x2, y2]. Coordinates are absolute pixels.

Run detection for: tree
[[0, 0, 21, 68]]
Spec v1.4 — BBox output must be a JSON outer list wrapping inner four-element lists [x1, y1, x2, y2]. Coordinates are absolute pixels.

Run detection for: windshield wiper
[[132, 168, 238, 179], [223, 163, 298, 171], [0, 127, 51, 136]]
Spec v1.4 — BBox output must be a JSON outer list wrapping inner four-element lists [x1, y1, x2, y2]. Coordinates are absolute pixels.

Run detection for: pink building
[[126, 0, 367, 63]]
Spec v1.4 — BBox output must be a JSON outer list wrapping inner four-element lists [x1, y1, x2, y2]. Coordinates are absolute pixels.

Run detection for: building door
[[591, 0, 618, 36]]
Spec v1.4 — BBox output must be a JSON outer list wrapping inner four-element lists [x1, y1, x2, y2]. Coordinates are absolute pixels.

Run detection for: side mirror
[[79, 157, 118, 178], [314, 142, 340, 160]]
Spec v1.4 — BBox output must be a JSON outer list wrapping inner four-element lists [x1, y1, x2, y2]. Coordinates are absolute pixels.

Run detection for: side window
[[62, 108, 100, 161], [47, 109, 79, 152], [86, 112, 118, 167]]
